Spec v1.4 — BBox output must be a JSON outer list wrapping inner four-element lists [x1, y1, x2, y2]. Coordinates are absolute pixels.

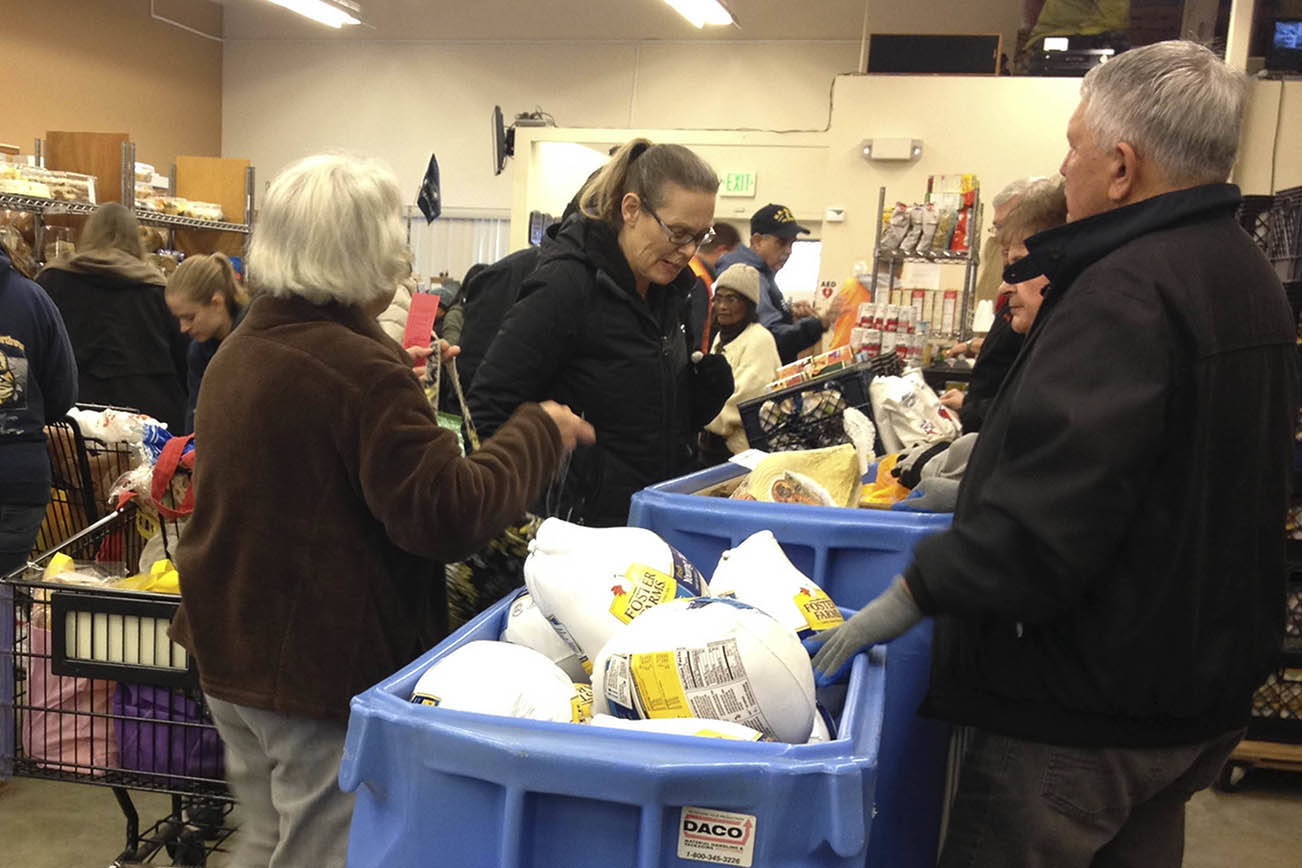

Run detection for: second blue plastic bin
[[628, 463, 952, 868]]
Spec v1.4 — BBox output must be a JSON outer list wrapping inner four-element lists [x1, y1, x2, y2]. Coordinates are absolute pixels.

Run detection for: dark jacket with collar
[[183, 303, 247, 434], [170, 293, 564, 720], [469, 214, 730, 527], [958, 306, 1023, 433], [716, 245, 823, 365], [904, 184, 1298, 748], [0, 250, 78, 505], [38, 256, 188, 431]]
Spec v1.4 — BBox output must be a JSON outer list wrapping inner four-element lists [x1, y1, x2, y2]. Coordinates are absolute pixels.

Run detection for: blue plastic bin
[[628, 463, 952, 868], [341, 592, 886, 868]]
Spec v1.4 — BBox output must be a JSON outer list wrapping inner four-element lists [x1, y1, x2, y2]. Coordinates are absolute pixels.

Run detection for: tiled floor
[[2, 767, 1300, 866]]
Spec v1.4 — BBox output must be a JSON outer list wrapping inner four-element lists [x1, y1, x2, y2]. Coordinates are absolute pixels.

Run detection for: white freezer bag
[[409, 640, 580, 723], [589, 713, 765, 741], [709, 530, 845, 639], [591, 597, 816, 744], [524, 518, 709, 675], [499, 591, 590, 683]]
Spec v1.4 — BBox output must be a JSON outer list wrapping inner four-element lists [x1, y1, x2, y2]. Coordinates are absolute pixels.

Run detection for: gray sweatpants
[[206, 696, 355, 868]]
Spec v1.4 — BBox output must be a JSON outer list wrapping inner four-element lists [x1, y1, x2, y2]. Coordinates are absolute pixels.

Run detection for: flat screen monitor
[[867, 34, 1001, 74], [1268, 20, 1302, 73]]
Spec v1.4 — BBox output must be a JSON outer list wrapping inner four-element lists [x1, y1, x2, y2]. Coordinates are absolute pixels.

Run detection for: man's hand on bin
[[802, 576, 924, 686]]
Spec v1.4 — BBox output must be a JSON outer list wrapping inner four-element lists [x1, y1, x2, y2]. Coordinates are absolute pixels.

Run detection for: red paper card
[[402, 292, 440, 370]]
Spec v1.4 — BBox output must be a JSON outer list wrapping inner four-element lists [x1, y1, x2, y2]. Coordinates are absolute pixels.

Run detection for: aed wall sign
[[677, 806, 757, 866], [721, 170, 757, 198]]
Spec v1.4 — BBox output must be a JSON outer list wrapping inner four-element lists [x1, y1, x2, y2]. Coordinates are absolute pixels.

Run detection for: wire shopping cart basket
[[2, 501, 233, 866]]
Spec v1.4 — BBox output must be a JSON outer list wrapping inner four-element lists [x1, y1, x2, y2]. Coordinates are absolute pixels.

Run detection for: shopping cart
[[2, 501, 234, 866], [36, 404, 147, 554]]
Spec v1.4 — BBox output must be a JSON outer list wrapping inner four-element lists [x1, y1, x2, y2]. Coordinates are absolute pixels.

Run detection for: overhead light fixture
[[1043, 37, 1070, 52], [265, 0, 360, 28], [662, 0, 734, 29]]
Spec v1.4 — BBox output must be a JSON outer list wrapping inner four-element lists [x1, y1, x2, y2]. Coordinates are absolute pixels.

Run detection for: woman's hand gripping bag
[[709, 530, 845, 639], [523, 518, 709, 677], [409, 640, 588, 724], [591, 597, 816, 744]]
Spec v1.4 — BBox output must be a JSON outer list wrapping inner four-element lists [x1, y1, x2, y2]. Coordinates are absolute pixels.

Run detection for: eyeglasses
[[641, 201, 715, 251]]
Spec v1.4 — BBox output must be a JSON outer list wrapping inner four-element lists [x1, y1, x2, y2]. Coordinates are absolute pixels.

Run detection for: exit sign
[[721, 170, 756, 198]]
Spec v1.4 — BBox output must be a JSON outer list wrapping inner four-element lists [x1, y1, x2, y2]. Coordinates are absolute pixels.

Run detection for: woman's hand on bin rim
[[539, 401, 596, 452]]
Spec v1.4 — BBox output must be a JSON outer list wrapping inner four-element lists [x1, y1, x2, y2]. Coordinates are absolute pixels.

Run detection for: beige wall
[[220, 39, 860, 213], [0, 0, 222, 171], [1238, 80, 1302, 195]]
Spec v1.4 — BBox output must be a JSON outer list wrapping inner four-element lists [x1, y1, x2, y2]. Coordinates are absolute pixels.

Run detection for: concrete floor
[[1, 769, 1300, 867]]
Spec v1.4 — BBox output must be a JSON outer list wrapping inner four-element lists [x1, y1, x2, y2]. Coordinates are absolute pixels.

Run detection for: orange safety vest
[[689, 256, 714, 353]]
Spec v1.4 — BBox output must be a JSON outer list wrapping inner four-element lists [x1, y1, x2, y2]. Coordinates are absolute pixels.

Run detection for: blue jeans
[[939, 726, 1243, 868]]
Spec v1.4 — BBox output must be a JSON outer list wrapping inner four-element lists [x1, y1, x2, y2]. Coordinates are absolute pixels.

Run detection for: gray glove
[[921, 432, 978, 482], [803, 577, 924, 685], [892, 477, 960, 512]]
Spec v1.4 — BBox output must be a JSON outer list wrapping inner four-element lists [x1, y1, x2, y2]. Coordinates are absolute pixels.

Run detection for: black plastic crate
[[1237, 194, 1274, 254], [1247, 666, 1302, 744], [1271, 186, 1302, 282], [739, 360, 878, 453]]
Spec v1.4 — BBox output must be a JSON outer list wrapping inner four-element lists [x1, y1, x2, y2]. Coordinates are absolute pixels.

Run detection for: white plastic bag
[[499, 592, 590, 683], [591, 597, 816, 744], [709, 530, 844, 638], [524, 519, 709, 675], [868, 370, 959, 453], [409, 640, 581, 723], [589, 713, 765, 741]]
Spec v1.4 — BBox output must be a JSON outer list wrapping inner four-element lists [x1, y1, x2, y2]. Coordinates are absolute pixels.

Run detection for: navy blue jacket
[[906, 185, 1298, 748], [184, 304, 246, 434], [0, 250, 78, 505], [715, 245, 822, 364]]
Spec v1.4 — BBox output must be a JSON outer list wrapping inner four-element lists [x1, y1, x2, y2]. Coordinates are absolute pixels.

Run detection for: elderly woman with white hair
[[169, 153, 593, 867]]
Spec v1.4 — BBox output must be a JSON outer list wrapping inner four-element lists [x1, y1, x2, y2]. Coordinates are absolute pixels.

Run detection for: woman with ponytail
[[164, 252, 249, 433], [470, 138, 735, 526]]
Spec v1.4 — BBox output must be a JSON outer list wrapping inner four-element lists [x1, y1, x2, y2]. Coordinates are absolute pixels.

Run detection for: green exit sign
[[721, 170, 756, 198]]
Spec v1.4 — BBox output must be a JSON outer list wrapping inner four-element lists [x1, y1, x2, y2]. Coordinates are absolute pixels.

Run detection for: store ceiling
[[217, 0, 869, 41]]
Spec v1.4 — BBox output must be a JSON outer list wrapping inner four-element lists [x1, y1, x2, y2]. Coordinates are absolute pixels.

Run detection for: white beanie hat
[[714, 263, 762, 306]]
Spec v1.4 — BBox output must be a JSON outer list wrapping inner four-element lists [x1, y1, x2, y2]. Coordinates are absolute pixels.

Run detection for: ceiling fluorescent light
[[663, 0, 734, 29], [266, 0, 360, 28]]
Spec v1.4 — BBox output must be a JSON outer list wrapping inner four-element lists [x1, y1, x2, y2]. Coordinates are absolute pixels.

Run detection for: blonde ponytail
[[579, 138, 719, 228]]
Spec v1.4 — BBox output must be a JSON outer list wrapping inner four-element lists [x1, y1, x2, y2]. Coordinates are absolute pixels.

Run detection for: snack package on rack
[[898, 204, 924, 254], [916, 203, 940, 252], [879, 202, 910, 252]]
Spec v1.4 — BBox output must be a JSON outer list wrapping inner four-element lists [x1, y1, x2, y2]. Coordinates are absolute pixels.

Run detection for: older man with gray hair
[[807, 41, 1297, 866]]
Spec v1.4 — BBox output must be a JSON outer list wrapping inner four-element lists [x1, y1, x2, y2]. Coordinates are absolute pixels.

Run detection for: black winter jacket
[[38, 261, 188, 431], [458, 245, 543, 393], [958, 308, 1023, 433], [469, 215, 731, 527], [905, 184, 1298, 748]]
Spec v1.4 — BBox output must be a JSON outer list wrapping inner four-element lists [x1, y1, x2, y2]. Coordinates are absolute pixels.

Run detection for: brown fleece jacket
[[170, 293, 563, 721]]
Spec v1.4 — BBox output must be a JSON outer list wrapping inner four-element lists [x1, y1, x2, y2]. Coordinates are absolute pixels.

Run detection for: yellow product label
[[581, 657, 593, 676], [695, 728, 764, 741], [136, 508, 159, 540], [629, 651, 691, 718], [571, 683, 593, 723], [609, 564, 676, 624], [794, 587, 844, 631], [411, 693, 441, 707]]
